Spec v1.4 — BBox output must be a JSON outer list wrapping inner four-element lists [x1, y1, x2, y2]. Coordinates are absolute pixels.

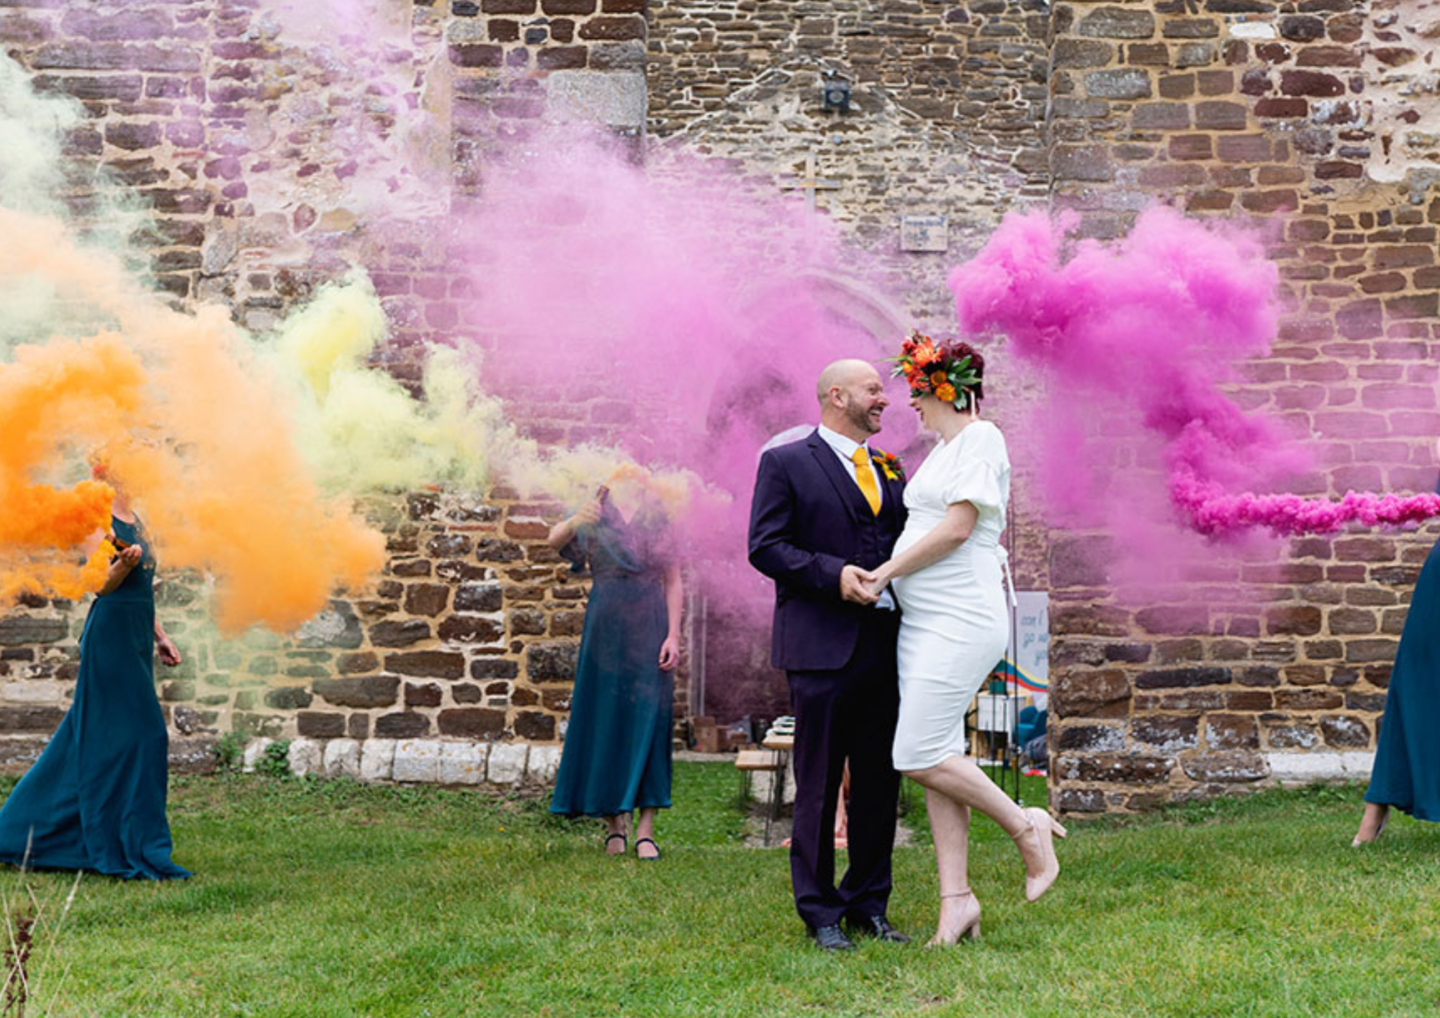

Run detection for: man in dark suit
[[748, 359, 908, 951]]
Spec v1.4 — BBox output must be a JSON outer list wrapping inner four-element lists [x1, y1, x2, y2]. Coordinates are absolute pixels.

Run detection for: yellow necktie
[[851, 446, 881, 516]]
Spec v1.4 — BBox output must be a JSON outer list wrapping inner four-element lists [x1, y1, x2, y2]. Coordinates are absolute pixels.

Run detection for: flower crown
[[886, 331, 984, 411]]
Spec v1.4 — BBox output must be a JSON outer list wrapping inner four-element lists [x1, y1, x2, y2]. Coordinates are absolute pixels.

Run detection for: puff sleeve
[[941, 423, 1009, 512]]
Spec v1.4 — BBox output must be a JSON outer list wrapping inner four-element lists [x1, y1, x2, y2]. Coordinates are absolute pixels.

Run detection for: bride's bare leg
[[904, 756, 1059, 895], [1352, 802, 1389, 846], [925, 790, 978, 944]]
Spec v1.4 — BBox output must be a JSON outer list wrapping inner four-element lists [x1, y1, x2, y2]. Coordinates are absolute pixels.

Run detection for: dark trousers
[[785, 610, 901, 929]]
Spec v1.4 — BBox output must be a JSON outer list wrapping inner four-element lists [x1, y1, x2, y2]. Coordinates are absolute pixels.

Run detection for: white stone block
[[487, 742, 528, 785], [288, 738, 323, 777], [1229, 22, 1277, 39], [393, 739, 442, 783], [241, 737, 273, 773], [1265, 750, 1373, 784], [439, 741, 488, 785], [2, 681, 62, 704], [526, 745, 562, 785], [545, 71, 647, 129], [323, 738, 361, 779], [360, 738, 396, 782]]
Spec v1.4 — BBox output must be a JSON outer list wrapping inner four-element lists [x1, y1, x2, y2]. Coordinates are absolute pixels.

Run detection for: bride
[[864, 334, 1065, 947]]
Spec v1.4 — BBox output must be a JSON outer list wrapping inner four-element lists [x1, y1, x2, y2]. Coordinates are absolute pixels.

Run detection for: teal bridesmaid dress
[[1364, 533, 1440, 822], [550, 503, 674, 818], [0, 516, 190, 879]]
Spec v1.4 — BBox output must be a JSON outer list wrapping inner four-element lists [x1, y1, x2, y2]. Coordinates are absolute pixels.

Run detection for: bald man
[[748, 359, 908, 951]]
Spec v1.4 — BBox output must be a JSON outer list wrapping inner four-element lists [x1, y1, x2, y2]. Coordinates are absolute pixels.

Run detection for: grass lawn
[[2, 762, 1437, 1018]]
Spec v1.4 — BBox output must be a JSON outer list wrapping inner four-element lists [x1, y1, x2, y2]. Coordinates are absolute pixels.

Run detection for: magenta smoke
[[947, 206, 1440, 538]]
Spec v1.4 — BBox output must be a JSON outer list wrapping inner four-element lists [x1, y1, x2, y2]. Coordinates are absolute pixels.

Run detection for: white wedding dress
[[890, 420, 1012, 771]]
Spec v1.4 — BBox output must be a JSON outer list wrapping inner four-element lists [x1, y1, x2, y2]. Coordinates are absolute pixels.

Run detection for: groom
[[748, 359, 908, 951]]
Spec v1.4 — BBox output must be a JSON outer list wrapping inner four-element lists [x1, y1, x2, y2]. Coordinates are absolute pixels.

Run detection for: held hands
[[157, 636, 182, 667], [840, 564, 880, 605], [862, 564, 894, 600], [658, 635, 680, 671]]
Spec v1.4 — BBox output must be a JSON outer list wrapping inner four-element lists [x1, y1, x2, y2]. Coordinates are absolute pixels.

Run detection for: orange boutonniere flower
[[872, 448, 904, 482]]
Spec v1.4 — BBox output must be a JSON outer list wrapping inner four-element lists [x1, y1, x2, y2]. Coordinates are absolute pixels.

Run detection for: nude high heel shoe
[[1351, 805, 1389, 847], [926, 889, 981, 947], [1012, 806, 1067, 902]]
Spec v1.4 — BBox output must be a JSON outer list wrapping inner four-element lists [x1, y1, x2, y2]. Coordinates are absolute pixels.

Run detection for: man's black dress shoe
[[809, 924, 856, 952], [846, 914, 911, 943]]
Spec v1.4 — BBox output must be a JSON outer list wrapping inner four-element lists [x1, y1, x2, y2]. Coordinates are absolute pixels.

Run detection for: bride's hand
[[864, 564, 893, 598]]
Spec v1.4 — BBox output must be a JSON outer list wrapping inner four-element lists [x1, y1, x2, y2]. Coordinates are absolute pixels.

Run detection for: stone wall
[[4, 0, 1438, 809], [1045, 0, 1440, 812]]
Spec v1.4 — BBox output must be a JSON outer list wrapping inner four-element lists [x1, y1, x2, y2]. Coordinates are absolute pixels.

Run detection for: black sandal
[[604, 832, 627, 855], [635, 837, 662, 861]]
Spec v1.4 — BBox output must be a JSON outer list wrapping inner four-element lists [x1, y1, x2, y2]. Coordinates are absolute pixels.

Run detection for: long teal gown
[[1364, 533, 1440, 822], [550, 502, 674, 818], [0, 516, 190, 879]]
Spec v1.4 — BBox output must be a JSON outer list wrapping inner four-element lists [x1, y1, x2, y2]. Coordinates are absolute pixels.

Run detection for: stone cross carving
[[781, 149, 842, 212]]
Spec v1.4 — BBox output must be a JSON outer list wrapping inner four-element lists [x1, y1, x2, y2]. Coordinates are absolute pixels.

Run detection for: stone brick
[[1278, 14, 1325, 41], [1052, 38, 1114, 68], [264, 686, 313, 710], [398, 582, 448, 617], [1279, 70, 1344, 96], [1133, 102, 1190, 130], [386, 651, 465, 679], [0, 707, 64, 732], [0, 617, 67, 646], [527, 641, 579, 682], [369, 620, 431, 647], [375, 712, 430, 738], [1204, 714, 1259, 750], [1134, 667, 1230, 689], [514, 710, 556, 740], [1344, 639, 1398, 664], [578, 15, 644, 40], [297, 712, 346, 738], [542, 0, 595, 12], [438, 616, 505, 644], [1131, 715, 1199, 750], [1179, 751, 1269, 782], [1319, 714, 1369, 748], [1077, 6, 1155, 38], [437, 708, 506, 738], [1169, 134, 1212, 160], [337, 651, 379, 675], [1055, 723, 1125, 752], [449, 44, 502, 68], [32, 43, 202, 73], [1056, 753, 1173, 785], [1134, 605, 1208, 635], [405, 682, 443, 707], [313, 675, 400, 709], [1254, 97, 1306, 119], [1194, 101, 1246, 130], [454, 581, 504, 613], [1265, 605, 1322, 636], [471, 658, 520, 680], [1161, 17, 1219, 39], [1084, 68, 1152, 100]]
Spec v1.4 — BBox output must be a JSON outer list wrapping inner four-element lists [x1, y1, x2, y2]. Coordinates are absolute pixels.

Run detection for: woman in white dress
[[865, 335, 1065, 947]]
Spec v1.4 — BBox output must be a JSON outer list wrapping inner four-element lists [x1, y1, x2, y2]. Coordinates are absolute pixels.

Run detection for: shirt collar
[[817, 424, 868, 461]]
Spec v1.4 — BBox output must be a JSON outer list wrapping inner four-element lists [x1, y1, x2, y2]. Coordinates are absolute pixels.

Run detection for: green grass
[[2, 765, 1437, 1017]]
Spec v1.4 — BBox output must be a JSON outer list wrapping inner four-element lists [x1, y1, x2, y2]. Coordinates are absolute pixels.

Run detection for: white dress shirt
[[816, 424, 895, 610]]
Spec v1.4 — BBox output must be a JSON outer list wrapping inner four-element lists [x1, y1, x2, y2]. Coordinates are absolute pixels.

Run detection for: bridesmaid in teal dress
[[0, 475, 189, 879], [1353, 526, 1440, 844], [547, 482, 682, 861]]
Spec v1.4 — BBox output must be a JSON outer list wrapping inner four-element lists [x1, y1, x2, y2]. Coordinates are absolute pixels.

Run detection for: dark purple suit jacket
[[747, 429, 907, 672]]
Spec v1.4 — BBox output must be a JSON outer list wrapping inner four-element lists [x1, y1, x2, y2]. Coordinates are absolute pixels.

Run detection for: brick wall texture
[[1, 0, 1437, 808]]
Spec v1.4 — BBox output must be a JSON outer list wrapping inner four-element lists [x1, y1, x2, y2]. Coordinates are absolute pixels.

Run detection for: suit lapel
[[806, 432, 866, 525]]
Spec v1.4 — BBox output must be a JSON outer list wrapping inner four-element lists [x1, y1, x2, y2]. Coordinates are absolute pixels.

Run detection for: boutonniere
[[872, 448, 904, 483]]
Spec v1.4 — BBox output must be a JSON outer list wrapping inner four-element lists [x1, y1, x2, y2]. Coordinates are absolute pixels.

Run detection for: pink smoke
[[948, 206, 1440, 541]]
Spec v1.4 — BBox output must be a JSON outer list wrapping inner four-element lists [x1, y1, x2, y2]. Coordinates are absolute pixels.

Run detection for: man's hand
[[840, 564, 879, 605]]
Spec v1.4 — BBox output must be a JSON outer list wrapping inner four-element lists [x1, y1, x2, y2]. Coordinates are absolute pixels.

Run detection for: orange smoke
[[0, 333, 144, 601], [0, 208, 386, 633]]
